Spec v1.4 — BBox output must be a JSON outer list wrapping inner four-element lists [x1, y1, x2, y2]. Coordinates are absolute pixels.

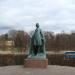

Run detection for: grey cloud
[[0, 0, 75, 34], [0, 25, 15, 30]]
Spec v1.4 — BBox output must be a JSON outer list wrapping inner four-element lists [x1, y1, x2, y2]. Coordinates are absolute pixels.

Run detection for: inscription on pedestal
[[24, 59, 48, 68]]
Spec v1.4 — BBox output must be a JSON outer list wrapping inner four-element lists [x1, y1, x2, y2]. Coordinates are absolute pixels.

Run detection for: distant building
[[0, 40, 14, 48], [5, 40, 14, 47]]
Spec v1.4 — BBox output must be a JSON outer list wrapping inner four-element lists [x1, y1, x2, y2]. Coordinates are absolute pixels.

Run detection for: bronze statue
[[28, 23, 46, 59]]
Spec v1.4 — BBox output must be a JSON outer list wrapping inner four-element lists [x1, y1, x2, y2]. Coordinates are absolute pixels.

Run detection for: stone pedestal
[[24, 58, 48, 68]]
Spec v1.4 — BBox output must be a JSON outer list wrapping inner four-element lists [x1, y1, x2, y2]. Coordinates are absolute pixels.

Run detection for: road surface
[[0, 65, 75, 75]]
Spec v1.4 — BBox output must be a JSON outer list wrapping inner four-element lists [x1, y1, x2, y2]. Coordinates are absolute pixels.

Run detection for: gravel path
[[0, 65, 75, 75]]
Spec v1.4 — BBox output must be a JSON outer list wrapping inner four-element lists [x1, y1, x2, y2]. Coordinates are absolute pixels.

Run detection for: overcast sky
[[0, 0, 75, 34]]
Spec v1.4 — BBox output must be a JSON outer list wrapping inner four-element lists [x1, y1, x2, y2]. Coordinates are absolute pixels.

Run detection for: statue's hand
[[41, 39, 44, 45]]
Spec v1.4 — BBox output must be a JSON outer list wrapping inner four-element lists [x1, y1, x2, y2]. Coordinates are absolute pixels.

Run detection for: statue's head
[[36, 23, 39, 28]]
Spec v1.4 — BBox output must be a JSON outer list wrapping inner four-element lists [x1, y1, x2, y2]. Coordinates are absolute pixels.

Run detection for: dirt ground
[[0, 65, 75, 75]]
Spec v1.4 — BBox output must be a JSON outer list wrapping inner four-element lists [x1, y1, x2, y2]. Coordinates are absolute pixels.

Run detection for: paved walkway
[[0, 65, 75, 75]]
